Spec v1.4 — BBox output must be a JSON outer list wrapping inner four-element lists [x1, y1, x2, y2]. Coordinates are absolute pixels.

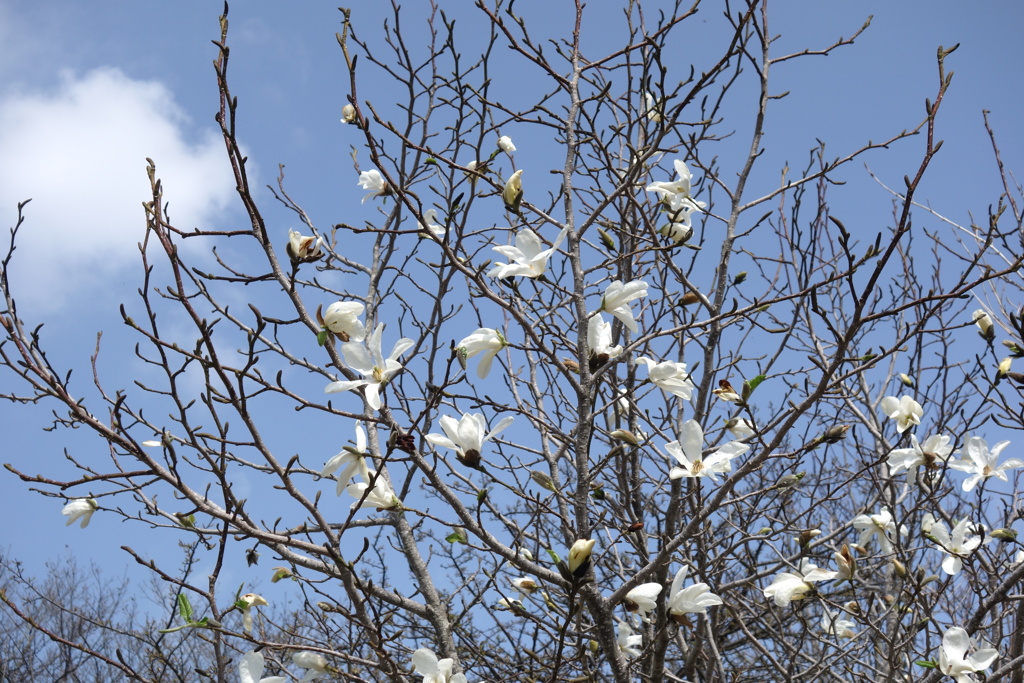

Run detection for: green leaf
[[741, 374, 766, 401], [316, 329, 328, 347], [177, 593, 193, 622], [445, 530, 467, 544], [545, 548, 562, 565], [476, 488, 489, 503], [915, 660, 938, 669]]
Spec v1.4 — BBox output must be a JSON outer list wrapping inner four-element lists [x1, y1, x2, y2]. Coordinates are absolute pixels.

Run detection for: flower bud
[[497, 135, 516, 153], [502, 170, 523, 213], [567, 539, 595, 575], [989, 528, 1017, 542], [340, 104, 358, 124], [898, 373, 914, 387], [973, 309, 995, 341]]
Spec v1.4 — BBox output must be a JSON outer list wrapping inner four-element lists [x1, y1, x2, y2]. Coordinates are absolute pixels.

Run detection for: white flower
[[939, 627, 998, 683], [286, 229, 324, 262], [567, 539, 595, 574], [425, 413, 514, 468], [239, 650, 286, 683], [646, 159, 706, 217], [62, 499, 98, 528], [643, 92, 662, 122], [292, 651, 330, 682], [666, 420, 749, 482], [820, 608, 856, 639], [497, 135, 516, 153], [851, 507, 906, 556], [419, 209, 446, 239], [239, 593, 268, 634], [502, 169, 523, 212], [412, 647, 467, 683], [667, 566, 723, 621], [623, 582, 662, 617], [725, 418, 756, 440], [887, 433, 954, 484], [636, 357, 696, 400], [357, 169, 390, 203], [927, 517, 982, 575], [598, 280, 649, 334], [948, 436, 1023, 491], [763, 560, 837, 607], [323, 301, 367, 342], [321, 421, 372, 494], [833, 545, 856, 581], [879, 395, 923, 433], [659, 218, 693, 243], [456, 328, 507, 379], [587, 314, 622, 367], [972, 309, 995, 341], [510, 577, 539, 596], [324, 323, 414, 411], [340, 103, 357, 124], [616, 621, 643, 659], [346, 472, 401, 510], [487, 226, 568, 279]]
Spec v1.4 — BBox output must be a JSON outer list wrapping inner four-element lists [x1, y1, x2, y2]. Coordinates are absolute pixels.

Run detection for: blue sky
[[0, 0, 1021, 590]]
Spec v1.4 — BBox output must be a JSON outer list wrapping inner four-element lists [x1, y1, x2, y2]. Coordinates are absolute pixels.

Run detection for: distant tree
[[3, 2, 1023, 682]]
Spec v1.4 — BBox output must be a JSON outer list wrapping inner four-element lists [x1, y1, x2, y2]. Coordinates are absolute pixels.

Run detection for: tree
[[2, 2, 1023, 682]]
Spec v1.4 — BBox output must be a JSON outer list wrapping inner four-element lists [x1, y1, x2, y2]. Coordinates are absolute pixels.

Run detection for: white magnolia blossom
[[939, 627, 998, 683], [346, 472, 401, 511], [323, 301, 367, 343], [239, 650, 286, 683], [419, 209, 446, 239], [587, 314, 623, 365], [833, 545, 856, 581], [659, 218, 693, 243], [948, 435, 1023, 491], [972, 309, 995, 340], [340, 103, 357, 124], [636, 357, 696, 400], [510, 577, 539, 596], [667, 566, 723, 621], [567, 539, 596, 574], [666, 419, 749, 482], [623, 582, 662, 617], [239, 593, 268, 634], [820, 608, 856, 639], [887, 433, 954, 483], [725, 418, 756, 440], [487, 226, 568, 279], [617, 621, 643, 659], [456, 328, 507, 379], [763, 560, 837, 607], [880, 394, 924, 433], [286, 229, 324, 262], [292, 651, 330, 682], [643, 92, 662, 122], [851, 507, 906, 556], [425, 413, 514, 467], [497, 135, 516, 153], [927, 517, 983, 575], [645, 159, 706, 216], [321, 421, 372, 494], [62, 498, 98, 528], [502, 169, 523, 211], [325, 323, 414, 411], [412, 647, 468, 683], [598, 279, 649, 333], [357, 169, 389, 203]]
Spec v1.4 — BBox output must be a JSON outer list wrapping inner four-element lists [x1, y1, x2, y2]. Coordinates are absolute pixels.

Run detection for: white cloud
[[0, 67, 236, 310]]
